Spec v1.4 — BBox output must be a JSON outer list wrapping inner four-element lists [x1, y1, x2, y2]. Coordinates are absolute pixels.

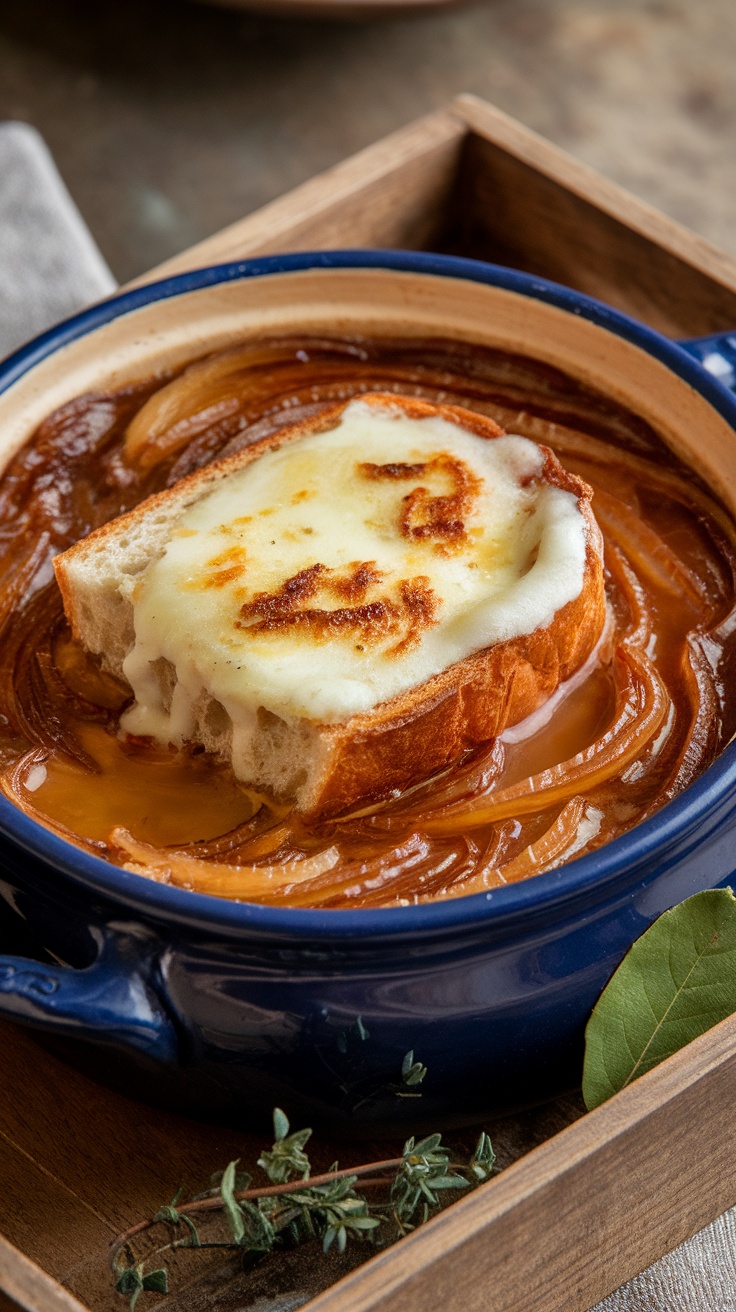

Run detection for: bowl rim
[[2, 246, 736, 941]]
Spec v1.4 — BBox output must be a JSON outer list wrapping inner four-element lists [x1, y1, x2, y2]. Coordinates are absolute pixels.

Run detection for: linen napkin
[[0, 121, 115, 359], [592, 1208, 736, 1311], [0, 117, 733, 1312]]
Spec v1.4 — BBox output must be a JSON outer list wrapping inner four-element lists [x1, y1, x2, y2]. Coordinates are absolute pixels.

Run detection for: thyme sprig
[[111, 1106, 496, 1310]]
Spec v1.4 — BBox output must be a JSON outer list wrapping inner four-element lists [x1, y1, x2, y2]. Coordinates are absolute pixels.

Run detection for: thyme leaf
[[220, 1160, 246, 1244], [396, 1050, 428, 1097], [257, 1109, 312, 1184], [110, 1074, 497, 1310], [469, 1131, 496, 1182], [114, 1265, 144, 1312], [141, 1271, 168, 1295]]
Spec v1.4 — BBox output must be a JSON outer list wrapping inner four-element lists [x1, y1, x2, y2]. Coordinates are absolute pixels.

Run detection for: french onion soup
[[1, 336, 735, 907]]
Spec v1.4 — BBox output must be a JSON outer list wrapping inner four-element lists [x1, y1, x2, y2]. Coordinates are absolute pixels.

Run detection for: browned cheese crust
[[54, 393, 606, 820]]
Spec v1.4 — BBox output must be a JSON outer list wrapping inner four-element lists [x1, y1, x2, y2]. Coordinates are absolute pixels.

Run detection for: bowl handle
[[680, 331, 736, 390], [0, 927, 179, 1062]]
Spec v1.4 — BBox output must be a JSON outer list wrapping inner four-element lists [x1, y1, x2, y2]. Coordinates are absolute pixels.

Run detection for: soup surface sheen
[[2, 335, 735, 907]]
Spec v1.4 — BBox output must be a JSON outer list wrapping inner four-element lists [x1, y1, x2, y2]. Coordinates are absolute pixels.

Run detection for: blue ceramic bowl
[[1, 251, 736, 1129]]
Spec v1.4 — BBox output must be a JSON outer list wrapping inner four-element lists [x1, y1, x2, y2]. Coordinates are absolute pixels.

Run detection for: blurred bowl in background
[[196, 0, 468, 20]]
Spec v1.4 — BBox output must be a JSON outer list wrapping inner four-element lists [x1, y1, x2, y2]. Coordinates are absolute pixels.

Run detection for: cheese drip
[[120, 399, 588, 749]]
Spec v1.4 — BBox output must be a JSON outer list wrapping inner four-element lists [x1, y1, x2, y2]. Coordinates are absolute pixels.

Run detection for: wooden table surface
[[0, 0, 734, 285]]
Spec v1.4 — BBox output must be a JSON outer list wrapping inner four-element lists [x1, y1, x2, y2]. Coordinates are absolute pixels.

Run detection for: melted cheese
[[120, 398, 588, 743]]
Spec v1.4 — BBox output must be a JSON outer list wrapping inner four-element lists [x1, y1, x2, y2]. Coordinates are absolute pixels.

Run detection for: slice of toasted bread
[[54, 392, 605, 818]]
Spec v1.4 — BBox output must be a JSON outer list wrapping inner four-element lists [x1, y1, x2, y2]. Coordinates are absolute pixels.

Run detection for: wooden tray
[[4, 94, 736, 1312]]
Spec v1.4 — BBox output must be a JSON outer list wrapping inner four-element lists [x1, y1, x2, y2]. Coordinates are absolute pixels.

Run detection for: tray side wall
[[137, 109, 465, 280], [448, 96, 736, 338], [304, 1013, 736, 1312], [139, 94, 736, 343]]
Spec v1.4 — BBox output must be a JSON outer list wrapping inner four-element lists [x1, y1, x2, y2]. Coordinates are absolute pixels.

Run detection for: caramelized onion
[[660, 633, 723, 800], [1, 334, 735, 907], [602, 545, 652, 649], [111, 827, 341, 898], [593, 489, 711, 609], [126, 339, 378, 469], [124, 345, 294, 468], [494, 798, 602, 884], [421, 648, 668, 834]]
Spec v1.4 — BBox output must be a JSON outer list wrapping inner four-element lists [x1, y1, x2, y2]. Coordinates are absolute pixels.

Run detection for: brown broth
[[1, 335, 735, 907]]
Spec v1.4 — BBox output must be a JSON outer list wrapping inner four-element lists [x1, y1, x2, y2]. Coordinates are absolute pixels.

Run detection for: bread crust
[[309, 499, 604, 816], [54, 393, 606, 820]]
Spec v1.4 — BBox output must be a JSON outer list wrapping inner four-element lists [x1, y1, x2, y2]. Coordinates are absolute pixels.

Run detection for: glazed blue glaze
[[1, 251, 736, 1128], [0, 928, 178, 1062], [681, 330, 736, 391]]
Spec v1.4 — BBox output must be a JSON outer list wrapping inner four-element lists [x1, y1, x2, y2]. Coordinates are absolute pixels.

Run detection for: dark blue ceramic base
[[2, 250, 736, 1128], [2, 780, 736, 1129]]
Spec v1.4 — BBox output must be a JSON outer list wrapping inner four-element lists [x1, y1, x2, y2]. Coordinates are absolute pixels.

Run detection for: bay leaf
[[583, 887, 736, 1110]]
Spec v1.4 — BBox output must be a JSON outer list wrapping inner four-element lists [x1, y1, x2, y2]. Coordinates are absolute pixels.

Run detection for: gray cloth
[[0, 121, 115, 358], [0, 118, 733, 1312], [592, 1208, 736, 1311]]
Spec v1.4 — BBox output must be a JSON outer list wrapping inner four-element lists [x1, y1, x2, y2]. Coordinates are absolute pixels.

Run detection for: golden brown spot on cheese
[[389, 577, 439, 655], [237, 563, 326, 625], [329, 561, 383, 604], [361, 461, 426, 480], [173, 527, 198, 539], [187, 544, 248, 591], [359, 453, 482, 550], [235, 561, 437, 655]]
